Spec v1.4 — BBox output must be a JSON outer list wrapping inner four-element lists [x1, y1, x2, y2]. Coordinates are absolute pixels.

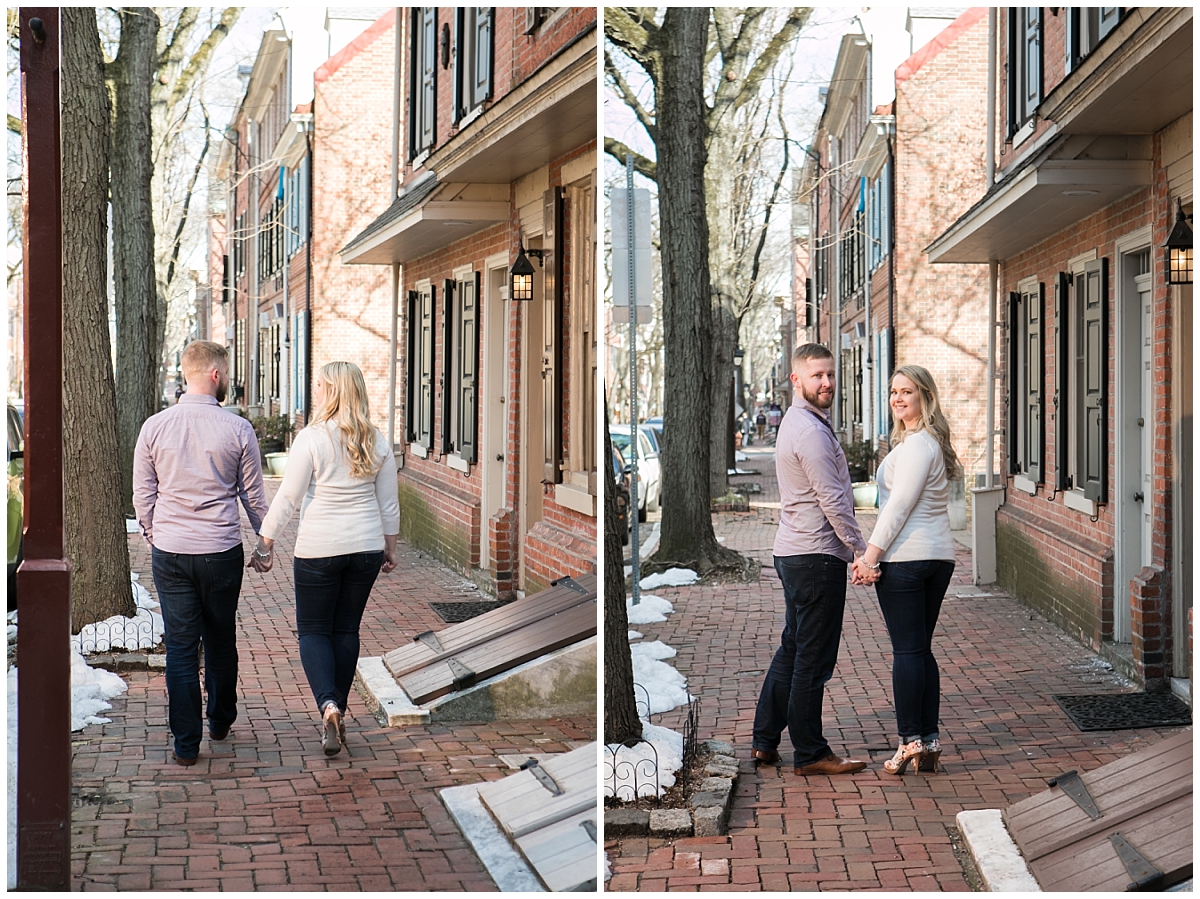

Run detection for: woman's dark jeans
[[152, 544, 244, 759], [752, 554, 848, 767], [294, 551, 383, 714], [874, 558, 955, 742]]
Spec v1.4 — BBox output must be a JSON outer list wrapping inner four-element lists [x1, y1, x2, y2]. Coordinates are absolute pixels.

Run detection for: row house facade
[[211, 14, 395, 428], [342, 7, 598, 597], [796, 7, 989, 506], [927, 8, 1192, 692]]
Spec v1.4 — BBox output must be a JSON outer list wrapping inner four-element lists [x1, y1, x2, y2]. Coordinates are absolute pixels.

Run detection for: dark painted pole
[[18, 7, 72, 890]]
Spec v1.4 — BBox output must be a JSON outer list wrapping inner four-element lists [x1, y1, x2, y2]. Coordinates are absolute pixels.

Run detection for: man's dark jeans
[[874, 558, 955, 742], [752, 554, 848, 767], [152, 544, 243, 760], [294, 551, 383, 715]]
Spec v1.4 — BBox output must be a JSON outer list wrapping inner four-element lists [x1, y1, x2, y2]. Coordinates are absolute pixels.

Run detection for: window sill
[[1063, 490, 1096, 517], [457, 107, 483, 130], [1012, 118, 1035, 148], [554, 480, 595, 517], [1012, 474, 1038, 495], [447, 453, 470, 474], [410, 442, 428, 459]]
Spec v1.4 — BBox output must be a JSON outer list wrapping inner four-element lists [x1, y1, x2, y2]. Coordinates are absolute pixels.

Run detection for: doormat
[[430, 601, 505, 624], [1054, 692, 1192, 731]]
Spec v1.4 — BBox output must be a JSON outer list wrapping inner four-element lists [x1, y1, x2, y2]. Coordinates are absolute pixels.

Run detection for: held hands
[[851, 556, 881, 586], [247, 537, 274, 573]]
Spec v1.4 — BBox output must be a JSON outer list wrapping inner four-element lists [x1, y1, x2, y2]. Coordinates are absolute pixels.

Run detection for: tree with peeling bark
[[606, 7, 811, 502], [603, 402, 642, 746], [605, 6, 750, 578], [61, 8, 138, 629]]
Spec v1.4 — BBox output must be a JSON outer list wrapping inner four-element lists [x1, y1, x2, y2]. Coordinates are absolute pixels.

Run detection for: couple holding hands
[[134, 341, 399, 764], [752, 344, 960, 778]]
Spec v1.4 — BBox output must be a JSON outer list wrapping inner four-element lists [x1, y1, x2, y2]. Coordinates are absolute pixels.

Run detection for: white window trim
[[1012, 118, 1035, 148], [447, 453, 469, 473], [410, 442, 428, 459], [554, 481, 595, 517], [1063, 490, 1096, 516], [458, 106, 483, 130], [1013, 474, 1038, 496]]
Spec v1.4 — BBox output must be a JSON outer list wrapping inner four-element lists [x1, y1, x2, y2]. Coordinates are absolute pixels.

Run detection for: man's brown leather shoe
[[793, 754, 867, 776], [172, 752, 198, 767], [751, 748, 781, 764]]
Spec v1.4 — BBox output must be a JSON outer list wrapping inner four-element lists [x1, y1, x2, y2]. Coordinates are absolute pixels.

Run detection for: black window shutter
[[474, 8, 493, 105], [542, 188, 564, 485], [406, 291, 417, 441], [1007, 291, 1020, 474], [459, 272, 480, 464], [1006, 9, 1018, 137], [441, 280, 454, 454], [452, 8, 463, 123], [1026, 283, 1044, 483], [408, 9, 420, 160], [1082, 258, 1108, 503], [1054, 272, 1070, 491], [420, 287, 434, 446]]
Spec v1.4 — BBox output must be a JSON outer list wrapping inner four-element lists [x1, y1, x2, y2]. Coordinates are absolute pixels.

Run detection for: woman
[[852, 365, 961, 776], [252, 361, 400, 756]]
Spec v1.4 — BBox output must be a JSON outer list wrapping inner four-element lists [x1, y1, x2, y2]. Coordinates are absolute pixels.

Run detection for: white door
[[1137, 272, 1153, 567], [481, 262, 508, 571]]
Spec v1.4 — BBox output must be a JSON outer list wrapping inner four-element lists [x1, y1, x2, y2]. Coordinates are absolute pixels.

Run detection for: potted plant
[[250, 414, 293, 475], [840, 439, 878, 508]]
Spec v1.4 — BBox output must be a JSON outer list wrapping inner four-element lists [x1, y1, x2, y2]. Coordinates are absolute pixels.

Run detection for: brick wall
[[311, 15, 396, 424], [894, 10, 991, 479]]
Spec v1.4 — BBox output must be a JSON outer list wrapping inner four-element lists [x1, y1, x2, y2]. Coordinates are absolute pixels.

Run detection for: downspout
[[304, 125, 313, 422], [387, 7, 402, 451], [985, 6, 997, 486], [249, 119, 260, 409], [831, 136, 841, 433], [887, 131, 895, 391]]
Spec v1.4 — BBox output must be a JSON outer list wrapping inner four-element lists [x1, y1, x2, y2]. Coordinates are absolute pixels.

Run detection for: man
[[751, 343, 879, 775], [133, 340, 269, 765]]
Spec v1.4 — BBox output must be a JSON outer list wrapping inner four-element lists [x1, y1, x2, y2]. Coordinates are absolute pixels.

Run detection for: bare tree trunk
[[603, 404, 641, 746], [706, 139, 739, 500], [652, 7, 746, 577], [110, 7, 161, 514], [62, 7, 135, 630]]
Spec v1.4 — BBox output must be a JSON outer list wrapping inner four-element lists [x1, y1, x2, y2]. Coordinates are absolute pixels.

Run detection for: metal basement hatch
[[476, 742, 598, 891], [383, 573, 597, 704], [1003, 730, 1192, 891]]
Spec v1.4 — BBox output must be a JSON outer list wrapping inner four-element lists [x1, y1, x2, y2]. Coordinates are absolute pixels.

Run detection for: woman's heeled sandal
[[882, 739, 924, 776], [321, 705, 343, 757], [918, 739, 942, 773]]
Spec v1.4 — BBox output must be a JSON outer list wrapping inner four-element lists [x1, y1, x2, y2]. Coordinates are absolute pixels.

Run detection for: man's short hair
[[793, 343, 834, 366], [180, 340, 228, 376]]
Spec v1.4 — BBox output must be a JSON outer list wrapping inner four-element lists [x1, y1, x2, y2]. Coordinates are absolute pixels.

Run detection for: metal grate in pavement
[[429, 601, 506, 624], [1054, 692, 1192, 731]]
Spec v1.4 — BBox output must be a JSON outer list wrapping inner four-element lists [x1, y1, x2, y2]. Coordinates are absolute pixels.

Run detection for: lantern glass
[[511, 271, 533, 301], [1167, 246, 1193, 285]]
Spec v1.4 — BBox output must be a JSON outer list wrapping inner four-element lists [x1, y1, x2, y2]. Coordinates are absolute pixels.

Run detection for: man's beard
[[802, 385, 834, 409], [215, 379, 228, 403]]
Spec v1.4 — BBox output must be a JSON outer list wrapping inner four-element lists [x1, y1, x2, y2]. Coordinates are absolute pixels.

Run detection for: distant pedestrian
[[133, 340, 270, 766], [755, 408, 767, 441], [767, 401, 782, 434], [751, 343, 875, 776], [251, 361, 399, 757], [174, 383, 185, 403], [852, 365, 960, 776]]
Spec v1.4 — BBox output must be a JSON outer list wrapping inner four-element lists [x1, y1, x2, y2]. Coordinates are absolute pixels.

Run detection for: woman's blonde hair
[[310, 361, 380, 478], [889, 364, 963, 481]]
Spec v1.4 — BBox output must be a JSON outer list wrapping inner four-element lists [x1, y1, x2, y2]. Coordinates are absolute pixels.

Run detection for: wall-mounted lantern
[[509, 243, 544, 301], [1163, 197, 1193, 285], [733, 346, 745, 364]]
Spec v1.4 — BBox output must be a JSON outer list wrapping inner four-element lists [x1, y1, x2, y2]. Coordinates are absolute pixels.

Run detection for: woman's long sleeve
[[259, 430, 315, 541], [374, 437, 400, 536], [870, 435, 936, 555]]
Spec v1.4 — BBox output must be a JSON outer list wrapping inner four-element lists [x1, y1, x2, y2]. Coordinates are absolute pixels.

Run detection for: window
[[409, 7, 437, 159], [1054, 259, 1109, 503], [1068, 7, 1121, 71], [1007, 8, 1042, 139], [454, 8, 493, 122], [567, 177, 597, 494], [285, 157, 309, 259], [233, 212, 247, 278], [868, 165, 890, 271], [406, 283, 434, 449], [445, 270, 481, 463], [1007, 279, 1044, 486]]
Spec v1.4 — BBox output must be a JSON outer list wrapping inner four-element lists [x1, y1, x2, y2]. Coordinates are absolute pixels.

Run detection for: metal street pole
[[18, 7, 72, 889], [627, 155, 640, 605]]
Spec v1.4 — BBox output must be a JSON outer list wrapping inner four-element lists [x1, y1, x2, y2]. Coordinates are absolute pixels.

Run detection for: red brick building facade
[[928, 8, 1192, 690], [343, 8, 598, 596]]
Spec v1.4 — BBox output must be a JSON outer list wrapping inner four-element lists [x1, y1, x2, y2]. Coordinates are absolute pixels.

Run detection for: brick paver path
[[606, 446, 1186, 891], [71, 478, 595, 890]]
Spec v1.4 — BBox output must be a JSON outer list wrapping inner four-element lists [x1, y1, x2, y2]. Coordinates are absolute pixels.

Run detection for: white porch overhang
[[340, 177, 509, 266]]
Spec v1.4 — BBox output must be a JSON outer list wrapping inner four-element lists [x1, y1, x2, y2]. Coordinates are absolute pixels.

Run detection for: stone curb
[[604, 739, 740, 839], [85, 651, 166, 672], [956, 809, 1042, 892]]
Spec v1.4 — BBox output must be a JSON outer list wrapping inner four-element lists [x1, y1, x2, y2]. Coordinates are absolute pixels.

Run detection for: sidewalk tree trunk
[[108, 7, 161, 516], [607, 7, 810, 503], [603, 404, 642, 746], [62, 7, 136, 629]]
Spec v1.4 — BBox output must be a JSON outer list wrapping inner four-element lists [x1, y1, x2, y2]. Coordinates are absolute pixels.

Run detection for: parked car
[[8, 401, 24, 609], [609, 423, 661, 522], [610, 444, 631, 545], [643, 416, 664, 451]]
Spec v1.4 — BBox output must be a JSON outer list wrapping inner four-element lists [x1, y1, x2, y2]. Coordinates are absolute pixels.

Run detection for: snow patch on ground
[[125, 517, 140, 534], [639, 567, 698, 590], [608, 723, 685, 799], [70, 574, 163, 654], [736, 451, 749, 461], [69, 649, 129, 730], [627, 630, 642, 641], [626, 593, 673, 624], [631, 641, 689, 716]]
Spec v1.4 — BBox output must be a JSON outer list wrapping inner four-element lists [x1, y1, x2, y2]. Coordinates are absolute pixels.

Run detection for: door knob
[[496, 454, 503, 461], [1134, 492, 1144, 503], [1137, 417, 1144, 427]]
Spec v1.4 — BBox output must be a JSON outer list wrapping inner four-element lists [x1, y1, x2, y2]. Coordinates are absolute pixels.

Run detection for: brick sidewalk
[[606, 447, 1186, 891], [71, 478, 595, 891]]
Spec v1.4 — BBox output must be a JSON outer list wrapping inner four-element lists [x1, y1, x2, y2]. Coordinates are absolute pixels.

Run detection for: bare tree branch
[[604, 48, 657, 141], [604, 137, 657, 182], [168, 7, 239, 109], [164, 100, 209, 289], [156, 6, 198, 74], [732, 8, 811, 113], [604, 7, 657, 74], [738, 86, 791, 322], [7, 113, 19, 135]]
